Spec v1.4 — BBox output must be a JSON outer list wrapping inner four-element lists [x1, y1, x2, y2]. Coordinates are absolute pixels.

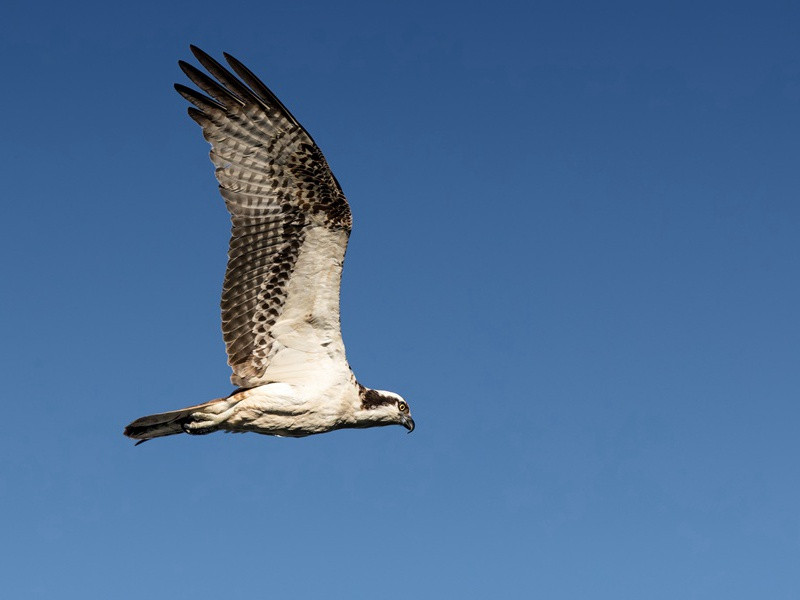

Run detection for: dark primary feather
[[190, 46, 260, 107], [174, 83, 226, 113], [222, 51, 306, 133], [179, 60, 243, 108]]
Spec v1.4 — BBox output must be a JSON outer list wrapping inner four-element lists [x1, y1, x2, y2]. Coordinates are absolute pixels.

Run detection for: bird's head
[[356, 387, 414, 432]]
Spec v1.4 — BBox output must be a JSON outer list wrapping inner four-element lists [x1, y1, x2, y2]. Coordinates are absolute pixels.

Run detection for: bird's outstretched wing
[[176, 46, 353, 388]]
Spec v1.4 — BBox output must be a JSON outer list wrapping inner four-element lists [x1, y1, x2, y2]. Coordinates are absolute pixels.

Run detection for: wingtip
[[221, 51, 252, 78], [177, 59, 194, 77], [186, 106, 210, 126], [190, 45, 221, 71]]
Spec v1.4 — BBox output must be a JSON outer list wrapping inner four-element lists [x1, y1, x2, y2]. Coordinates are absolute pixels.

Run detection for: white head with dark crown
[[354, 385, 414, 432]]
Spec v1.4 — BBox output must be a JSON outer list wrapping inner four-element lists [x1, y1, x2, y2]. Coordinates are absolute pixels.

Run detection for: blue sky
[[2, 0, 799, 597]]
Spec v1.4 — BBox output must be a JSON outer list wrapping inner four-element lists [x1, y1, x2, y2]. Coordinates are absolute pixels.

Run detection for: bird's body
[[124, 47, 412, 444]]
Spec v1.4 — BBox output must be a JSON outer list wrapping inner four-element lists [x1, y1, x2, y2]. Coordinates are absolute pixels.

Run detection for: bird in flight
[[124, 46, 413, 444]]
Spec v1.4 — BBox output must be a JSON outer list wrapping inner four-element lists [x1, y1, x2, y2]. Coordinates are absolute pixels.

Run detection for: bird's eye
[[398, 402, 407, 412]]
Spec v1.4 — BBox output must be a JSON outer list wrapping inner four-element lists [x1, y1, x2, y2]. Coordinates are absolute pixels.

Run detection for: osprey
[[124, 46, 413, 444]]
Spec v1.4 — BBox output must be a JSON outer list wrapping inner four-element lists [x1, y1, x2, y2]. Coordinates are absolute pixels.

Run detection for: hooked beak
[[401, 415, 415, 433]]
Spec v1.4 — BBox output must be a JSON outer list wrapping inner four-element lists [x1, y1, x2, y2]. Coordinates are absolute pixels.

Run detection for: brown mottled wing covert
[[176, 46, 352, 387]]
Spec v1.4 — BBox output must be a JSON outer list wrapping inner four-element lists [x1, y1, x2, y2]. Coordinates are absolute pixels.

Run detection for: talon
[[182, 421, 216, 435]]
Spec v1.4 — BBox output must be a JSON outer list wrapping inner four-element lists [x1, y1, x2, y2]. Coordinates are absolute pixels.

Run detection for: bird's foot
[[182, 417, 218, 436]]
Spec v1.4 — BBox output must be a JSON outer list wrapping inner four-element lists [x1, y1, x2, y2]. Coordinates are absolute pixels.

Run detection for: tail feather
[[124, 398, 224, 445]]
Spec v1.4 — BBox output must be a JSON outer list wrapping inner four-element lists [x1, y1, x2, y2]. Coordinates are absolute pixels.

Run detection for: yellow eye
[[398, 402, 407, 412]]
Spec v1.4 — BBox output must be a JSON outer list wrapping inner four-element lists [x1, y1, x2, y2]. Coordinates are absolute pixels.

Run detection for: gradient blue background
[[2, 1, 799, 597]]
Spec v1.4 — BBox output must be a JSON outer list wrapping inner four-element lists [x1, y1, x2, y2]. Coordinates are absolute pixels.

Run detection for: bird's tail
[[123, 398, 228, 445]]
